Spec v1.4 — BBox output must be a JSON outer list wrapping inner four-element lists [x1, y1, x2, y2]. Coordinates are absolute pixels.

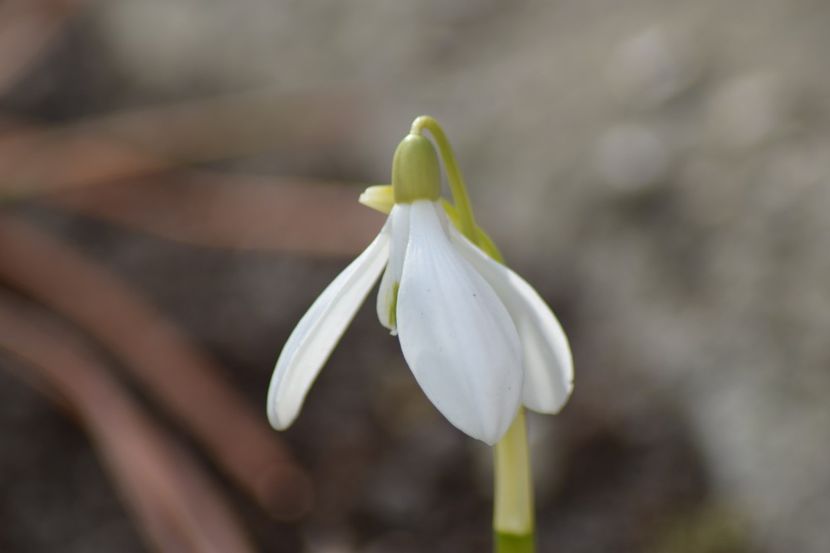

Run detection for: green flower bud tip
[[392, 133, 441, 204]]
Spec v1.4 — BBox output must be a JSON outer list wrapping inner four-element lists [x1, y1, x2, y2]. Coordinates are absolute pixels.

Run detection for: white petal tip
[[266, 406, 291, 431], [529, 385, 574, 415], [267, 415, 290, 431], [478, 432, 505, 447], [266, 384, 300, 431], [447, 227, 576, 418], [266, 229, 390, 435], [462, 408, 518, 446]]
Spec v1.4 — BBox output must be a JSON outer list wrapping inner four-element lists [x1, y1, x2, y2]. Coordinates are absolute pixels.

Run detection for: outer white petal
[[396, 200, 522, 445], [267, 229, 390, 429], [376, 204, 410, 333], [450, 229, 573, 413]]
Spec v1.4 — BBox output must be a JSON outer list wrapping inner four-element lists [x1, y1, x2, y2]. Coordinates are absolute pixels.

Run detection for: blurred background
[[1, 1, 829, 552]]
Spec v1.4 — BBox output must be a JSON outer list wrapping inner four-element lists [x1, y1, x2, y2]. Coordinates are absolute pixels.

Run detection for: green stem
[[495, 532, 536, 553], [410, 116, 478, 241], [494, 409, 535, 552], [410, 116, 535, 553]]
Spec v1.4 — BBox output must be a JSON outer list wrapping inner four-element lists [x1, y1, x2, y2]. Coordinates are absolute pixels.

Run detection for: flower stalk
[[413, 116, 536, 553], [270, 115, 572, 552], [410, 116, 478, 240], [494, 410, 535, 553]]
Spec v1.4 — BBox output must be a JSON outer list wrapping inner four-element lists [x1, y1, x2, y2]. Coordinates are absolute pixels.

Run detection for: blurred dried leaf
[[0, 214, 313, 520], [0, 119, 168, 197], [0, 291, 257, 553], [0, 90, 361, 199]]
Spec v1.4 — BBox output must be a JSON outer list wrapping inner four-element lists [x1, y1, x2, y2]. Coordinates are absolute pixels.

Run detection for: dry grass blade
[[0, 90, 360, 199], [0, 291, 257, 553], [48, 171, 384, 255], [0, 214, 312, 519], [0, 120, 170, 198]]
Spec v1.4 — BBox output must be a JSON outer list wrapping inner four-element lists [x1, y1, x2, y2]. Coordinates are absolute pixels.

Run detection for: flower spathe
[[267, 132, 573, 446]]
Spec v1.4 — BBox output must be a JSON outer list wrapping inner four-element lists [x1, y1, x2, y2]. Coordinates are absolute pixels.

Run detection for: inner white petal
[[376, 204, 410, 333], [267, 227, 390, 430], [449, 227, 573, 414], [396, 200, 523, 445]]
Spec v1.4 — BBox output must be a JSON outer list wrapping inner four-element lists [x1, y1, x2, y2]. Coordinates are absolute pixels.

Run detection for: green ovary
[[391, 134, 441, 204]]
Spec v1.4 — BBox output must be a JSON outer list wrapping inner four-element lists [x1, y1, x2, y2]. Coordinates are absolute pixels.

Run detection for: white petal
[[450, 229, 573, 414], [376, 204, 410, 333], [396, 200, 522, 445], [267, 229, 390, 429]]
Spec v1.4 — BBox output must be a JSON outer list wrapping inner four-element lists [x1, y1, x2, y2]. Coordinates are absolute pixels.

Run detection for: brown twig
[[48, 171, 384, 255], [0, 291, 257, 553], [0, 214, 312, 520]]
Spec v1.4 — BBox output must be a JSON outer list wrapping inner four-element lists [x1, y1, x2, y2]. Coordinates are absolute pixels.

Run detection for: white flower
[[267, 196, 573, 445]]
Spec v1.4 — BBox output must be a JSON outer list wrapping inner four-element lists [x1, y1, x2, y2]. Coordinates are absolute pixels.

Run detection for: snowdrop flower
[[267, 131, 573, 445]]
